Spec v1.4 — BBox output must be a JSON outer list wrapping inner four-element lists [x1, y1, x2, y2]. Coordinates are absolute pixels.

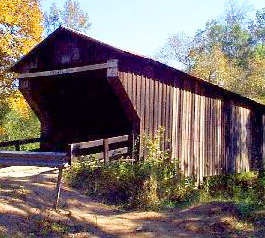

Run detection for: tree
[[0, 0, 43, 100], [191, 45, 240, 86], [0, 0, 43, 141], [44, 0, 91, 35], [155, 33, 195, 70], [156, 2, 265, 103], [43, 2, 60, 34], [254, 8, 265, 42]]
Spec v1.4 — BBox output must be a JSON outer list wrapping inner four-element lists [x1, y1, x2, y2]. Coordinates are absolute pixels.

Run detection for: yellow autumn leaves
[[0, 0, 43, 57], [191, 45, 244, 91], [0, 0, 43, 118], [191, 44, 265, 102], [8, 93, 31, 119]]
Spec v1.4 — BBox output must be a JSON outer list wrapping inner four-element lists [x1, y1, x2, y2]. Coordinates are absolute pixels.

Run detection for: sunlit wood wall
[[119, 71, 265, 181]]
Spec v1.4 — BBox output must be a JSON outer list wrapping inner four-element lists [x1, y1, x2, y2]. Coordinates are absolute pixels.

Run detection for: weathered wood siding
[[119, 72, 173, 151], [13, 27, 265, 179], [119, 71, 264, 179]]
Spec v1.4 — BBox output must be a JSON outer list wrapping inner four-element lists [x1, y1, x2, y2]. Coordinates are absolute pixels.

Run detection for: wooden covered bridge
[[11, 26, 265, 182]]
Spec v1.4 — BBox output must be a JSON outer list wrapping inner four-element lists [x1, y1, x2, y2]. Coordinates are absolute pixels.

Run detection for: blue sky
[[42, 0, 265, 58]]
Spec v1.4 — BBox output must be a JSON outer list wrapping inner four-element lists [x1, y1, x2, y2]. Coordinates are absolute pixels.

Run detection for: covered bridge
[[12, 26, 265, 181]]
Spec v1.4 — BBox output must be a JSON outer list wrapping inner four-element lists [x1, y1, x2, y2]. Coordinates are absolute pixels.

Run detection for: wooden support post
[[54, 168, 63, 210], [129, 134, 135, 161], [15, 143, 20, 151], [69, 144, 74, 165], [103, 139, 109, 163]]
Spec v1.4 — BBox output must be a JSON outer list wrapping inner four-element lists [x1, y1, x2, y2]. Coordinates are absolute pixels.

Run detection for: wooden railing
[[0, 150, 70, 209], [0, 135, 135, 209], [0, 151, 69, 168], [69, 134, 135, 163], [0, 138, 41, 151], [0, 135, 136, 162]]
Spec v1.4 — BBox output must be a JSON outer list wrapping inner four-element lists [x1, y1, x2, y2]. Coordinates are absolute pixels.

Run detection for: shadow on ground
[[0, 167, 264, 238]]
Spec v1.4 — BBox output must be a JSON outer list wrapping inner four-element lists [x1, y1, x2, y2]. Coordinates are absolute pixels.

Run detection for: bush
[[201, 171, 265, 206], [0, 106, 40, 151], [65, 127, 265, 210], [65, 156, 196, 209], [65, 129, 196, 209]]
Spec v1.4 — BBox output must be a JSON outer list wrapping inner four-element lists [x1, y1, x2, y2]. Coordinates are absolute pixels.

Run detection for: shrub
[[65, 156, 196, 209], [65, 128, 196, 209], [65, 127, 265, 210], [201, 171, 265, 206], [0, 107, 40, 151]]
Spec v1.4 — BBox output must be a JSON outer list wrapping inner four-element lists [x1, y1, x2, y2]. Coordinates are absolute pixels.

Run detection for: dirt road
[[0, 166, 262, 237]]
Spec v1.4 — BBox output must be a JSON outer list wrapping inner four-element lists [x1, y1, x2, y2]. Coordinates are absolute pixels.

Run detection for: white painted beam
[[18, 60, 118, 79]]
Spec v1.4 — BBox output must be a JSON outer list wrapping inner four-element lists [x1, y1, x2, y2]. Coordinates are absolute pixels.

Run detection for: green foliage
[[0, 233, 8, 238], [65, 129, 196, 209], [0, 106, 40, 151], [157, 3, 265, 103], [65, 157, 195, 209], [200, 171, 265, 208], [65, 127, 265, 211]]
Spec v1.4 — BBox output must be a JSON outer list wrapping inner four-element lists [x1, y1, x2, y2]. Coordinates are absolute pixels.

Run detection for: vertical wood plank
[[161, 80, 167, 151], [149, 78, 154, 136], [165, 84, 171, 150], [171, 87, 177, 160], [168, 85, 174, 159], [15, 143, 20, 151], [136, 74, 141, 116], [158, 81, 162, 129], [190, 85, 196, 177], [194, 83, 200, 181], [153, 80, 158, 133], [181, 87, 187, 174], [103, 138, 109, 163], [133, 73, 137, 110], [200, 89, 205, 180], [145, 77, 150, 134], [178, 85, 183, 166]]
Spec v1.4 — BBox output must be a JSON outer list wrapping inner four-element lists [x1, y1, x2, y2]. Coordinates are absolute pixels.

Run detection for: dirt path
[[0, 166, 263, 238]]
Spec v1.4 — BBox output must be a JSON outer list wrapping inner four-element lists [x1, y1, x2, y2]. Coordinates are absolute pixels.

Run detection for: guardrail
[[0, 134, 135, 209], [0, 138, 41, 151], [0, 150, 70, 210], [0, 151, 69, 168], [70, 134, 135, 163]]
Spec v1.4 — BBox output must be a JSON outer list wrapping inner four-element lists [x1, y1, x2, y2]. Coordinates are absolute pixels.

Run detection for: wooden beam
[[69, 135, 130, 159], [0, 138, 41, 148], [18, 60, 118, 79], [69, 135, 129, 154], [108, 135, 129, 144], [0, 151, 67, 158], [71, 138, 103, 150], [108, 147, 128, 157], [0, 151, 69, 168]]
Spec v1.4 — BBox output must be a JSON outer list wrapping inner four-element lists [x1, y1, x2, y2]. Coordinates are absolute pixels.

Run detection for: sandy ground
[[0, 166, 264, 238]]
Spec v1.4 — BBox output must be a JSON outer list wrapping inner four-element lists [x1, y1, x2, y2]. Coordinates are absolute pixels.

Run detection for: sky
[[41, 0, 265, 58]]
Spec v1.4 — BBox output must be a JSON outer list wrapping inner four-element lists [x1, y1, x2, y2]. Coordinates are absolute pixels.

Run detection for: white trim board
[[18, 60, 118, 79]]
